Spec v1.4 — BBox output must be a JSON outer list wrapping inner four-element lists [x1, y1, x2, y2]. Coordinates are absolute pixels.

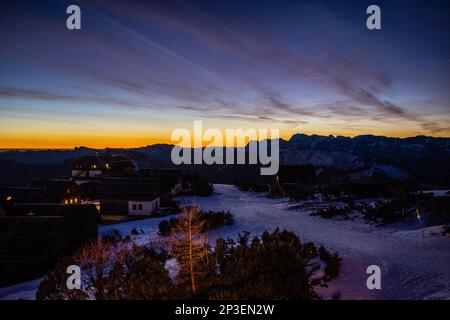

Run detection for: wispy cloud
[[0, 0, 449, 146]]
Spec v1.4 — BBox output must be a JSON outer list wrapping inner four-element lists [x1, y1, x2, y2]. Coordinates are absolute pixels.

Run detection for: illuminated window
[[65, 200, 69, 204], [106, 163, 110, 169], [6, 196, 12, 201], [70, 199, 73, 204], [92, 164, 97, 169], [74, 198, 78, 203]]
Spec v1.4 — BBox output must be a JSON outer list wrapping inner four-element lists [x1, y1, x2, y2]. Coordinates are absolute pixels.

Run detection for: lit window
[[70, 199, 73, 204], [74, 198, 78, 203], [65, 200, 69, 204], [92, 164, 97, 169], [6, 196, 12, 201]]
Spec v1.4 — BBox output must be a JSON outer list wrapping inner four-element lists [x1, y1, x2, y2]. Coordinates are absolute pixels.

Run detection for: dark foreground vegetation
[[287, 180, 450, 226], [309, 194, 450, 226], [36, 208, 340, 300], [311, 205, 350, 220]]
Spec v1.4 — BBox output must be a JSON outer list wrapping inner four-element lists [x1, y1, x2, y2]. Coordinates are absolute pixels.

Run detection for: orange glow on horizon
[[1, 128, 449, 149]]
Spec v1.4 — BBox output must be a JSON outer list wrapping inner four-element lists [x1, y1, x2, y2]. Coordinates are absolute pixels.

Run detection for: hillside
[[0, 134, 449, 187]]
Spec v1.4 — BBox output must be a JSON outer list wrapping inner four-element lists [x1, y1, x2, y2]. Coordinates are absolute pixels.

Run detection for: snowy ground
[[2, 184, 449, 300], [0, 278, 43, 300]]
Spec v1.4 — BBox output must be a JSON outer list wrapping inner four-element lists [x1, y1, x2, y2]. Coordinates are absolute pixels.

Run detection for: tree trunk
[[188, 215, 196, 294]]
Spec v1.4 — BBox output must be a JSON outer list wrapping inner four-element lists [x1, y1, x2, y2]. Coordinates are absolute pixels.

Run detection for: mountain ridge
[[0, 134, 449, 187]]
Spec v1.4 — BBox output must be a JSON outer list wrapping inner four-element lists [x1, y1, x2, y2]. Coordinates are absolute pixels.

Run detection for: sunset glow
[[1, 0, 449, 148]]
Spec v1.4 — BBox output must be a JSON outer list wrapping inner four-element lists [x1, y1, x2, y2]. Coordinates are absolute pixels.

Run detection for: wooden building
[[99, 178, 161, 216], [72, 155, 135, 181], [11, 203, 100, 249], [0, 216, 68, 287], [0, 187, 45, 214], [139, 168, 182, 195], [0, 204, 100, 287], [30, 179, 80, 203]]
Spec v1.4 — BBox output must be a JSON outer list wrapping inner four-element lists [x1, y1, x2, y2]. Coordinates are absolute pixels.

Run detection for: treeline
[[319, 180, 420, 200], [309, 189, 450, 226], [234, 182, 268, 193], [312, 205, 350, 220], [269, 180, 425, 202]]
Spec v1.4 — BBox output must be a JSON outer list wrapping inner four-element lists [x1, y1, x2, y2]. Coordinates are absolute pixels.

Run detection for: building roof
[[73, 155, 134, 171], [99, 177, 159, 184], [30, 179, 78, 198], [11, 203, 99, 217], [139, 169, 182, 193], [98, 178, 160, 201], [0, 187, 44, 203], [139, 168, 182, 177]]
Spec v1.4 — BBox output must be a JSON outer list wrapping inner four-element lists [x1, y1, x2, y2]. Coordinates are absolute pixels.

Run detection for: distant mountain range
[[0, 134, 449, 187], [280, 134, 450, 186]]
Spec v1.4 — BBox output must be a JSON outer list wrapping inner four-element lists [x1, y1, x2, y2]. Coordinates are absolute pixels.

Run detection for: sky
[[0, 0, 449, 148]]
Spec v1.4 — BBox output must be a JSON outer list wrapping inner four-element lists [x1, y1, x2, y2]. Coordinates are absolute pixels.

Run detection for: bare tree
[[74, 239, 128, 299], [170, 205, 207, 294]]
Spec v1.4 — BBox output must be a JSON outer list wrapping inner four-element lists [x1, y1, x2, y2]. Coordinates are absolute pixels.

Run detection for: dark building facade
[[72, 155, 135, 180], [0, 216, 69, 287], [0, 204, 99, 287], [30, 179, 80, 203], [99, 178, 160, 216], [0, 187, 45, 213], [10, 203, 100, 250], [139, 168, 182, 194]]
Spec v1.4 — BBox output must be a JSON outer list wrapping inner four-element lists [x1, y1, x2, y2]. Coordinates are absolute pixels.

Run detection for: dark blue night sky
[[0, 0, 449, 147]]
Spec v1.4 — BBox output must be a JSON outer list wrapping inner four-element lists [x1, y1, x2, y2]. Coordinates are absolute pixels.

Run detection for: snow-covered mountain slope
[[280, 148, 365, 171], [283, 134, 450, 185]]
